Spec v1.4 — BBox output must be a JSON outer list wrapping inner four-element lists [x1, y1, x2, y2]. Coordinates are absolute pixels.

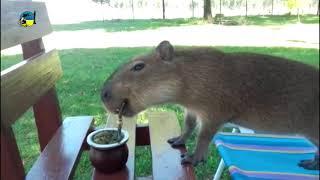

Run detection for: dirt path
[[1, 24, 318, 55]]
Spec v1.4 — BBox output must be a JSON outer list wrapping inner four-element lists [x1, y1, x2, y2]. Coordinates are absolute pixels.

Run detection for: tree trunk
[[317, 0, 319, 15], [271, 0, 274, 15], [191, 0, 194, 17], [131, 0, 135, 19], [219, 0, 222, 14], [219, 0, 222, 24], [101, 1, 104, 22], [203, 0, 212, 20], [162, 0, 165, 19], [297, 8, 300, 22], [245, 0, 248, 17]]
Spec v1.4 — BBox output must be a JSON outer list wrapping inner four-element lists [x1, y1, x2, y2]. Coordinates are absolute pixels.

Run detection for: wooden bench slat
[[1, 0, 52, 50], [148, 112, 196, 180], [92, 114, 136, 180], [1, 49, 62, 127], [26, 116, 93, 180]]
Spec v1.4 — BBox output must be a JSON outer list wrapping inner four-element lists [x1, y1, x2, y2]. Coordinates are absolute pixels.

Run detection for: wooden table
[[92, 112, 196, 180]]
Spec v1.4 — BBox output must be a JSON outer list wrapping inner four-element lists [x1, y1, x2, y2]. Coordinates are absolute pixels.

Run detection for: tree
[[271, 0, 274, 15], [317, 0, 319, 15], [92, 0, 110, 21], [245, 0, 248, 17], [189, 0, 198, 18], [190, 0, 195, 17], [203, 0, 212, 21], [287, 0, 297, 15], [287, 0, 306, 22], [217, 0, 222, 24], [162, 0, 165, 19], [219, 0, 222, 15], [131, 0, 135, 19]]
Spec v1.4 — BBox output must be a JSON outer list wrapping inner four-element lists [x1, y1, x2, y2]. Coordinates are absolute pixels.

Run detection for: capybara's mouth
[[117, 99, 135, 117], [105, 99, 134, 117], [116, 99, 128, 115]]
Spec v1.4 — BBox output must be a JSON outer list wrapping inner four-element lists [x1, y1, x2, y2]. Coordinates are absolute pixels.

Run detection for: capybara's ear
[[156, 40, 174, 61]]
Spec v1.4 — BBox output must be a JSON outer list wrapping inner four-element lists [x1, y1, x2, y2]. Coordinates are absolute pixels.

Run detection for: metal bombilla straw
[[117, 101, 127, 141], [105, 113, 111, 128]]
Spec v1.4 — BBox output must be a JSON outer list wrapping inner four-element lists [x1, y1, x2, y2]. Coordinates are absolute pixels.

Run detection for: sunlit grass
[[222, 14, 319, 26], [53, 18, 206, 32], [52, 15, 319, 32]]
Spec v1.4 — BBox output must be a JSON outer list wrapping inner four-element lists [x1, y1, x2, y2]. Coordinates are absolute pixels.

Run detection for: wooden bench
[[1, 1, 196, 179], [214, 14, 224, 24], [1, 1, 94, 179]]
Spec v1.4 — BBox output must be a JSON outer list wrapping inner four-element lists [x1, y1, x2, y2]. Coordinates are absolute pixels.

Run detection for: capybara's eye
[[131, 63, 145, 72]]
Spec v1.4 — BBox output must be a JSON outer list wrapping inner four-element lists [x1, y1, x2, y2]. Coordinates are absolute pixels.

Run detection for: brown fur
[[101, 41, 319, 166]]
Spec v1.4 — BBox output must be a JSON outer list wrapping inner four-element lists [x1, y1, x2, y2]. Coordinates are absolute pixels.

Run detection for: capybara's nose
[[101, 84, 112, 102]]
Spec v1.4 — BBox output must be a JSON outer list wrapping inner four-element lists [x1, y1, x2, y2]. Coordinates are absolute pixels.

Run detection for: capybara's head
[[101, 41, 182, 117]]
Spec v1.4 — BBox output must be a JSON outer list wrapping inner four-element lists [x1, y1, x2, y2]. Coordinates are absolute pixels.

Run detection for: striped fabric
[[213, 132, 319, 180]]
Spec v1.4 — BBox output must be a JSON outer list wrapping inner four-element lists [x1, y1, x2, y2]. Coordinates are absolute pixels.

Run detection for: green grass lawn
[[52, 18, 206, 32], [52, 15, 319, 32], [221, 14, 320, 26], [1, 46, 319, 179]]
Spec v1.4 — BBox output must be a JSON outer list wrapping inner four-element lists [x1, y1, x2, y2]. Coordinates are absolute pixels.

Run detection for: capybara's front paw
[[181, 153, 205, 166], [167, 136, 185, 147], [167, 136, 180, 144], [181, 154, 193, 164], [298, 158, 319, 170]]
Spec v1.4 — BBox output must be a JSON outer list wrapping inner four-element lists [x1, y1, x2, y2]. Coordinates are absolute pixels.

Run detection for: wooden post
[[21, 38, 62, 151], [1, 126, 25, 180], [21, 38, 45, 59]]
